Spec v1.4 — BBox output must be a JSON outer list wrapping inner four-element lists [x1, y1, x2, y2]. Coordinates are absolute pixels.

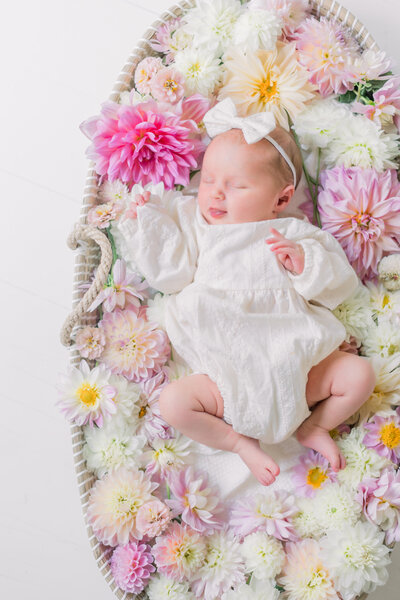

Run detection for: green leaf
[[337, 90, 356, 104]]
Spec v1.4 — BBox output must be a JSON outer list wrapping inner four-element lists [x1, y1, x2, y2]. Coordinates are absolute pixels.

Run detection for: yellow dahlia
[[218, 41, 316, 128]]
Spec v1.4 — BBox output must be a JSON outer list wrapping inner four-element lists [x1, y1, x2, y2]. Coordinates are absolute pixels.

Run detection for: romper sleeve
[[285, 220, 359, 310], [111, 193, 199, 295]]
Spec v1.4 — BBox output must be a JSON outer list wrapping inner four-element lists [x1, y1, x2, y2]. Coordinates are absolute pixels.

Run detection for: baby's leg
[[158, 374, 280, 486], [296, 350, 376, 471]]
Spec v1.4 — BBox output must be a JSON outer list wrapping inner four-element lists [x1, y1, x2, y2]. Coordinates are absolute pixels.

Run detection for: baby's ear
[[276, 184, 294, 211]]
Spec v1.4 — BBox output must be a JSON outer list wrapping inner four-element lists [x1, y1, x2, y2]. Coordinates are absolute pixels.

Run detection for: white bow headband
[[203, 98, 297, 188]]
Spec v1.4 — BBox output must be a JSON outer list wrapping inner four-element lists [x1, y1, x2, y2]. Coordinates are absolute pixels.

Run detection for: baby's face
[[198, 131, 293, 225]]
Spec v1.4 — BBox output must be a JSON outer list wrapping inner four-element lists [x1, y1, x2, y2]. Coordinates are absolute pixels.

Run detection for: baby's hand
[[265, 228, 305, 275], [125, 191, 151, 220]]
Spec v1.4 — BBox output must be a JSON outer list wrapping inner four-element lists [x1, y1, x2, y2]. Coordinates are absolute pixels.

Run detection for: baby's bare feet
[[296, 419, 346, 472], [232, 436, 280, 486]]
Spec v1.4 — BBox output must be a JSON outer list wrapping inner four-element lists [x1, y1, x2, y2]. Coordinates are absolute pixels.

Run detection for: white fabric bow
[[203, 97, 277, 144], [203, 97, 297, 187]]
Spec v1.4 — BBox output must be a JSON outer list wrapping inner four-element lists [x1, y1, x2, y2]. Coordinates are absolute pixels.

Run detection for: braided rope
[[60, 223, 113, 346]]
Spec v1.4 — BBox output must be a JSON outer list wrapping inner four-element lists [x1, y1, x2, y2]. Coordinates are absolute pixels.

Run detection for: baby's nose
[[211, 185, 225, 199]]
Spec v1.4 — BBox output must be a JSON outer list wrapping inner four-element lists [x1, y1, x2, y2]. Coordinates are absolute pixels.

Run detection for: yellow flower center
[[76, 382, 100, 407], [164, 78, 178, 91], [382, 294, 390, 309], [306, 466, 328, 489], [188, 62, 201, 76], [379, 422, 400, 449], [139, 405, 147, 418], [121, 335, 137, 357], [253, 75, 279, 104]]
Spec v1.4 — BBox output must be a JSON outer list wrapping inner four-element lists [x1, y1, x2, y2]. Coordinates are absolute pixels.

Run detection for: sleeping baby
[[115, 97, 376, 486]]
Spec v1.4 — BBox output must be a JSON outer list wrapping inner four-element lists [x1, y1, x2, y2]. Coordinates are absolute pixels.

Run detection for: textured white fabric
[[116, 194, 359, 444], [203, 97, 297, 187]]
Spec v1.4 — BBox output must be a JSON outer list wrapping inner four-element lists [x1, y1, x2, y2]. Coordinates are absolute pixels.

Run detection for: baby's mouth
[[209, 207, 227, 218]]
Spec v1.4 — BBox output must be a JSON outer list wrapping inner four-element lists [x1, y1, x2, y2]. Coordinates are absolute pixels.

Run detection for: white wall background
[[1, 1, 399, 598]]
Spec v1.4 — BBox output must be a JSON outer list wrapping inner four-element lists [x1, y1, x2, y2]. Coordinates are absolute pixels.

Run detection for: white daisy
[[146, 573, 196, 600], [320, 520, 391, 600], [182, 0, 243, 57], [312, 483, 362, 535], [119, 89, 152, 105], [190, 528, 246, 600], [332, 282, 374, 344], [322, 113, 399, 172], [83, 418, 147, 478], [222, 578, 279, 600], [142, 433, 193, 478], [361, 320, 400, 358], [336, 426, 391, 491], [378, 254, 400, 291], [232, 9, 282, 53], [173, 46, 224, 97], [56, 360, 117, 427], [240, 531, 285, 579]]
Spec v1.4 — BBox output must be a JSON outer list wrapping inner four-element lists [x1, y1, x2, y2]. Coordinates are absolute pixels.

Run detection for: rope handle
[[60, 223, 113, 346]]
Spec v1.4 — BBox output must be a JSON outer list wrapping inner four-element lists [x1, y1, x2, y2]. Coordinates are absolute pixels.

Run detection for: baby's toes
[[260, 469, 275, 486], [339, 453, 346, 470]]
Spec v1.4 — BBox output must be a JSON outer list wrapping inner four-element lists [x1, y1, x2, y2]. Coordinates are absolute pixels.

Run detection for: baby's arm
[[112, 191, 199, 295], [266, 223, 359, 309]]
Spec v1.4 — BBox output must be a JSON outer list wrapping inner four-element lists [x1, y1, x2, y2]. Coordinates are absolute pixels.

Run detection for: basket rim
[[67, 1, 380, 598]]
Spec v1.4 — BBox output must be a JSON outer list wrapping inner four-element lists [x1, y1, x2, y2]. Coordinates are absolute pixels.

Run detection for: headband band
[[203, 98, 297, 188]]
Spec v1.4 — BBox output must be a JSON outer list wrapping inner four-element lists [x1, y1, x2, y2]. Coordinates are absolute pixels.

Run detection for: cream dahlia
[[240, 530, 285, 579], [218, 42, 316, 128]]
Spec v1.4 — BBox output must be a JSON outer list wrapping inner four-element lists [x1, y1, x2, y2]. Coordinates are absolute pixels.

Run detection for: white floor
[[1, 0, 399, 598]]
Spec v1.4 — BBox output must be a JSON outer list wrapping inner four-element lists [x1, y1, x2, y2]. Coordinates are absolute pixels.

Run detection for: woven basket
[[61, 1, 383, 598]]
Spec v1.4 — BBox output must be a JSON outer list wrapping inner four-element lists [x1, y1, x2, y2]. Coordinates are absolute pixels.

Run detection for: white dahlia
[[320, 520, 391, 600], [146, 574, 196, 600], [336, 425, 392, 490], [173, 47, 224, 97], [83, 418, 146, 478], [190, 528, 246, 600], [182, 0, 242, 56], [361, 319, 400, 358], [322, 113, 399, 172], [365, 280, 400, 323], [108, 373, 141, 428], [222, 578, 279, 600], [332, 282, 374, 344], [232, 9, 282, 53], [312, 483, 362, 535], [142, 433, 193, 479], [240, 531, 285, 579], [293, 99, 351, 151], [378, 253, 400, 291]]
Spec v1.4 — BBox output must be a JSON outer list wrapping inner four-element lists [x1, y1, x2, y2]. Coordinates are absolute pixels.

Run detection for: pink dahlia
[[110, 541, 156, 593], [150, 18, 183, 64], [99, 308, 170, 382], [87, 466, 158, 546], [80, 100, 205, 189], [152, 520, 207, 582], [294, 16, 359, 96], [356, 468, 400, 545], [249, 0, 310, 39], [75, 326, 106, 360], [136, 370, 174, 442], [89, 258, 149, 313], [229, 490, 299, 541], [165, 465, 224, 534], [291, 449, 337, 497], [353, 76, 400, 128], [304, 166, 400, 281], [87, 200, 124, 229], [363, 409, 400, 463], [136, 499, 172, 539], [152, 67, 185, 104], [134, 56, 164, 95]]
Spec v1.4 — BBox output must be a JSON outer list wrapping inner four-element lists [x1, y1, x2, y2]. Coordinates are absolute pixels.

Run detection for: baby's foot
[[296, 419, 346, 472], [232, 436, 280, 486]]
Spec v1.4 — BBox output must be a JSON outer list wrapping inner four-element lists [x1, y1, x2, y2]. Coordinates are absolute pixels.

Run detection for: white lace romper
[[113, 193, 359, 444]]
